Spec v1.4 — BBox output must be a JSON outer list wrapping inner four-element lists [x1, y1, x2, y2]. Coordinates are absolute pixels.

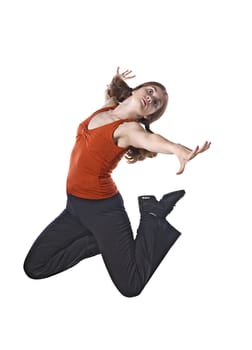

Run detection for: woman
[[23, 68, 211, 297]]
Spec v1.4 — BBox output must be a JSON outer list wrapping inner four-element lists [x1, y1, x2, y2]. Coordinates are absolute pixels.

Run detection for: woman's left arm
[[121, 122, 211, 174]]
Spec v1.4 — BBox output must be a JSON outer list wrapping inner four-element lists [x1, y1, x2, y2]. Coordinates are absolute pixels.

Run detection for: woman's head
[[132, 82, 168, 125], [106, 76, 168, 126]]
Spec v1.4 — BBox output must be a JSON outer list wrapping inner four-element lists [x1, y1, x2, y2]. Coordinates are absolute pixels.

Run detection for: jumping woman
[[23, 68, 211, 297]]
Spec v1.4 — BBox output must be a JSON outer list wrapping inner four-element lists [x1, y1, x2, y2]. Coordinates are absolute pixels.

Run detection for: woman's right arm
[[103, 67, 135, 107]]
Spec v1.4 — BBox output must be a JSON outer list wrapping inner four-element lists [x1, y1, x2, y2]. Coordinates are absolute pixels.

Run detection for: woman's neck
[[111, 102, 141, 121]]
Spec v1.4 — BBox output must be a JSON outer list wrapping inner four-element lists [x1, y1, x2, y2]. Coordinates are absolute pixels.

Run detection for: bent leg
[[69, 193, 181, 297], [23, 208, 100, 279], [94, 211, 180, 297]]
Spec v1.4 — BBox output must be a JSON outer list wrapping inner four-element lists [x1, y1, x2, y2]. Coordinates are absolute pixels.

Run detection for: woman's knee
[[23, 257, 46, 280], [117, 283, 143, 298]]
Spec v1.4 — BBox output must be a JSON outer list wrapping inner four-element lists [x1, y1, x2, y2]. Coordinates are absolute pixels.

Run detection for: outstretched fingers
[[198, 141, 211, 154], [189, 141, 211, 160], [188, 145, 199, 160], [175, 145, 199, 175], [116, 67, 136, 79], [176, 141, 211, 175]]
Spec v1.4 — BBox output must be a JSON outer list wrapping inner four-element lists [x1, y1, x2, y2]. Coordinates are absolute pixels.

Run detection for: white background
[[1, 0, 251, 349]]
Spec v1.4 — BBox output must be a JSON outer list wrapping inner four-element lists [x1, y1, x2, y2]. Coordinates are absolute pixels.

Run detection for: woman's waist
[[66, 173, 118, 199]]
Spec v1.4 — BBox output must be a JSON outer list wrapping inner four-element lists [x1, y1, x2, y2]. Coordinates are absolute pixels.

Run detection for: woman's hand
[[104, 67, 135, 103], [175, 141, 211, 175], [116, 67, 136, 80]]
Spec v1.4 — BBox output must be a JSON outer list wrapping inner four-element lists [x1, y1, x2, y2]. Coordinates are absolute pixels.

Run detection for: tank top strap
[[78, 105, 118, 135]]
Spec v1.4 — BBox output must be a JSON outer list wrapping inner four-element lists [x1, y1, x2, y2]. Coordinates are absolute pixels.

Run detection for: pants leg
[[68, 193, 181, 297], [23, 199, 100, 279]]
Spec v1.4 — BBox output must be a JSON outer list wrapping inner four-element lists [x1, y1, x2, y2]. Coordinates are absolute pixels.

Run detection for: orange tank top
[[66, 106, 130, 199]]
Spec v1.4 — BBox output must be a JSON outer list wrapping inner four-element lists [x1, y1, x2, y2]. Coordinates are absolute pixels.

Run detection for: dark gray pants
[[24, 193, 181, 297]]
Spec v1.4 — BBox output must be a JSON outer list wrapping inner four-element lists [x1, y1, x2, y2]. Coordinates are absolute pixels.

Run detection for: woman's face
[[131, 85, 167, 117]]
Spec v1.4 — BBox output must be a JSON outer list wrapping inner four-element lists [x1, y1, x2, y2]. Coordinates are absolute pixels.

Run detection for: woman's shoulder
[[114, 120, 145, 138], [118, 120, 144, 130], [115, 120, 148, 149]]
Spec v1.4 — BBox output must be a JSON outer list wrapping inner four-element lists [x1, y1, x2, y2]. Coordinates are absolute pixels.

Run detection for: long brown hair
[[106, 75, 168, 163]]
